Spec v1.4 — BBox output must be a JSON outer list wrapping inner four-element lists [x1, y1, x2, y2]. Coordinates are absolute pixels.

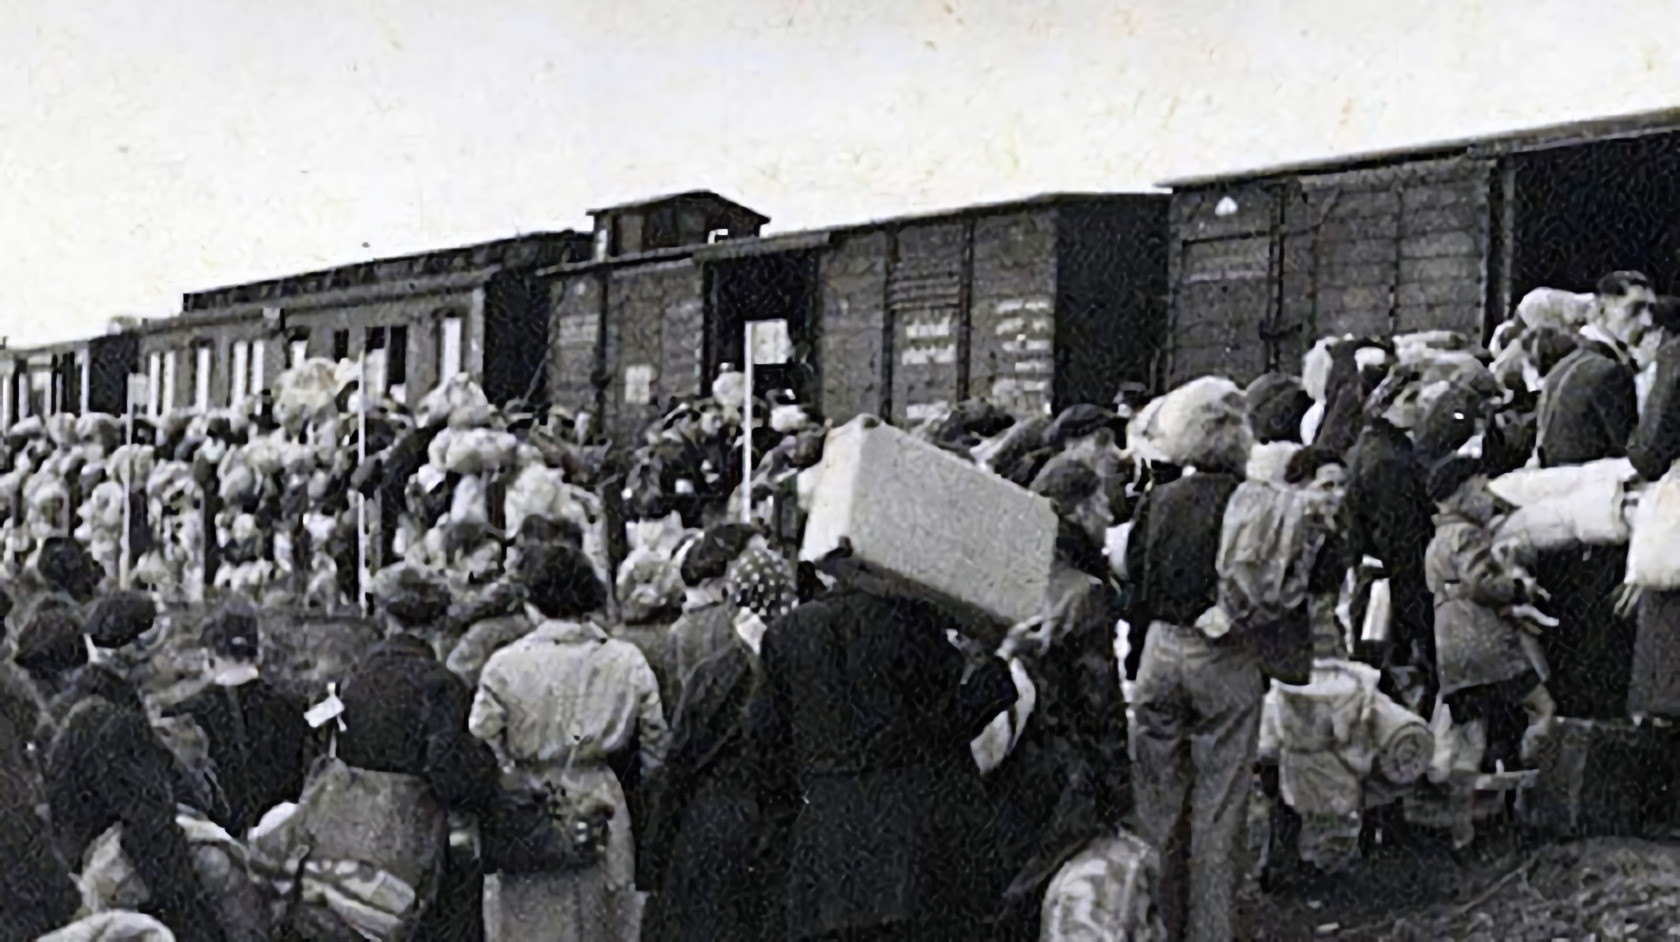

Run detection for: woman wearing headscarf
[[471, 542, 669, 941], [642, 545, 797, 942], [660, 524, 760, 714]]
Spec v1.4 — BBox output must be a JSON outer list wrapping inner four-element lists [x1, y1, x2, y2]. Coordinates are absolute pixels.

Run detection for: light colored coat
[[470, 618, 669, 942]]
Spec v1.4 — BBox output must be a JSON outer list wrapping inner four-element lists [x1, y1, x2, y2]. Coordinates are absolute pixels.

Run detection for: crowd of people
[[0, 266, 1678, 941]]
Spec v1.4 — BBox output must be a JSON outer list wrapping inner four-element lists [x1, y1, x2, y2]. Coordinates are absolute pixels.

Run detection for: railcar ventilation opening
[[706, 252, 820, 406], [1511, 131, 1680, 301]]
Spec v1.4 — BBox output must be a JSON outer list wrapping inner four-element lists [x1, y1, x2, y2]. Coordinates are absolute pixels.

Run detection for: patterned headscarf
[[725, 546, 798, 623]]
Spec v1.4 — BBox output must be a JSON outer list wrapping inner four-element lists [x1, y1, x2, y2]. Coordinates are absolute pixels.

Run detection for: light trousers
[[1132, 621, 1264, 942]]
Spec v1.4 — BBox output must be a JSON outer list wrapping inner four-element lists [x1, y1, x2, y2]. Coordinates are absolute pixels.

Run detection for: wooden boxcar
[[0, 330, 140, 429], [543, 192, 1170, 446], [1159, 106, 1680, 388], [133, 231, 592, 418]]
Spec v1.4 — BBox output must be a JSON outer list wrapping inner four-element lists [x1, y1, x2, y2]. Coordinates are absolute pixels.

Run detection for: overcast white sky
[[3, 0, 1678, 346]]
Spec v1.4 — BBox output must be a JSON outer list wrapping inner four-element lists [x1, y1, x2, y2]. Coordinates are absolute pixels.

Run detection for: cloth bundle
[[1259, 660, 1433, 869], [37, 912, 176, 942], [1626, 461, 1680, 589], [1038, 829, 1165, 942], [1515, 287, 1596, 333], [248, 759, 446, 941], [429, 428, 519, 476], [416, 375, 492, 430], [615, 513, 691, 625], [1245, 441, 1301, 484], [273, 358, 342, 434], [1488, 457, 1635, 507], [1126, 376, 1250, 470], [1492, 472, 1636, 552], [77, 806, 263, 939]]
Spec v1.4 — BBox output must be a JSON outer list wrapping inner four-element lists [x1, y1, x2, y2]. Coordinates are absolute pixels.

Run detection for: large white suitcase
[[800, 415, 1058, 634]]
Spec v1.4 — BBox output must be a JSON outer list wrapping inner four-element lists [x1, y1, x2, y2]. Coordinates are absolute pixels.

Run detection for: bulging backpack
[[1215, 480, 1337, 683]]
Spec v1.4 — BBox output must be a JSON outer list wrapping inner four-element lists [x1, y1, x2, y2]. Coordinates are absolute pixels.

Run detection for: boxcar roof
[[1158, 105, 1680, 189], [541, 191, 1164, 276], [585, 190, 771, 225], [180, 230, 587, 313]]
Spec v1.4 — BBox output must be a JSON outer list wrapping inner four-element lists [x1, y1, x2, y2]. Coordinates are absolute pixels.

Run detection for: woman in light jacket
[[471, 542, 670, 941]]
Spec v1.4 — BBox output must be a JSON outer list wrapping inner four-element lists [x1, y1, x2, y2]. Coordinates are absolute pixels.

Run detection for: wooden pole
[[741, 323, 754, 525], [119, 380, 135, 590]]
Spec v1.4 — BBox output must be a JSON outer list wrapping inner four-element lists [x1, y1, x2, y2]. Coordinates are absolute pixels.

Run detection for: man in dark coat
[[46, 662, 227, 942], [167, 601, 315, 838], [747, 555, 1016, 942], [345, 573, 502, 942], [985, 458, 1130, 941], [0, 612, 79, 942], [1625, 296, 1680, 724], [1532, 270, 1654, 719], [1345, 412, 1441, 710], [1534, 271, 1650, 468]]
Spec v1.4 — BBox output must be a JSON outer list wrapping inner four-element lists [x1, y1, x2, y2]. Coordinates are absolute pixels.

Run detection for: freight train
[[11, 104, 1680, 443], [1, 189, 1171, 449]]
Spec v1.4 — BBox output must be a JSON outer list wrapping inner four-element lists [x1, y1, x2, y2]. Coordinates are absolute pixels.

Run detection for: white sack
[[1488, 458, 1635, 507], [1124, 376, 1250, 471], [1515, 287, 1595, 333], [1626, 462, 1680, 590], [1246, 441, 1301, 484], [1494, 476, 1633, 551]]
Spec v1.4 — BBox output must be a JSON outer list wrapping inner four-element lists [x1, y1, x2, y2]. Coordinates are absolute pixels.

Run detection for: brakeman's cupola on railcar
[[587, 191, 770, 260]]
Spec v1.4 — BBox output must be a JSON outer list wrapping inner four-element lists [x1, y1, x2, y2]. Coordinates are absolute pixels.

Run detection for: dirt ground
[[1247, 830, 1680, 941]]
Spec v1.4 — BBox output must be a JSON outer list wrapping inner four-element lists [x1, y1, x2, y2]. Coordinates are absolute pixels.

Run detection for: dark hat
[[516, 515, 584, 550], [1596, 270, 1652, 297], [1654, 296, 1680, 335], [678, 523, 759, 587], [1416, 384, 1485, 464], [939, 399, 1016, 444], [37, 536, 99, 603], [1246, 373, 1312, 445], [379, 567, 454, 628], [1031, 455, 1102, 512], [1046, 405, 1122, 449], [1114, 382, 1152, 406], [14, 608, 87, 681], [84, 591, 158, 650], [200, 600, 261, 661]]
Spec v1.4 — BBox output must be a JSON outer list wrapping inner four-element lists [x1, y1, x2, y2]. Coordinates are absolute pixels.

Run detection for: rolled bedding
[[1371, 694, 1433, 786]]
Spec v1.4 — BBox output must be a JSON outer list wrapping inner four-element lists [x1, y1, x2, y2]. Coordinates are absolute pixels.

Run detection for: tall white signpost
[[357, 349, 370, 618]]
